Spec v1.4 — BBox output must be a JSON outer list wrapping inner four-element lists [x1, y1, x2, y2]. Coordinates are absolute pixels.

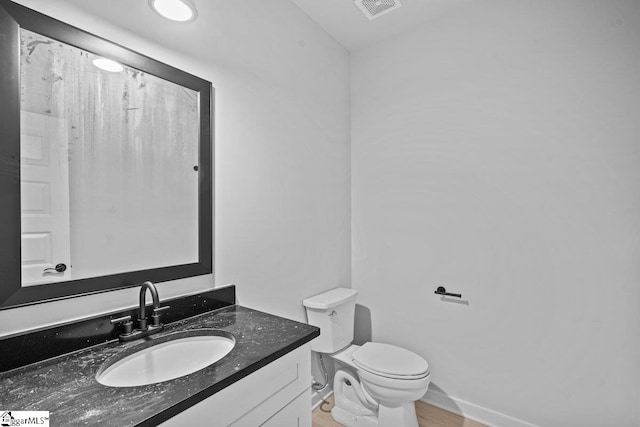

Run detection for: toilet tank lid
[[303, 288, 358, 310]]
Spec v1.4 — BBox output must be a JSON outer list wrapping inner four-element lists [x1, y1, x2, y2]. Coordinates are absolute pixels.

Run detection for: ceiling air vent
[[354, 0, 402, 21]]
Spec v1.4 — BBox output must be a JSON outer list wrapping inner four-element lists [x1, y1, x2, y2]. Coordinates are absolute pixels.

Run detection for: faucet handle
[[151, 305, 170, 327], [110, 315, 133, 335], [153, 305, 170, 315]]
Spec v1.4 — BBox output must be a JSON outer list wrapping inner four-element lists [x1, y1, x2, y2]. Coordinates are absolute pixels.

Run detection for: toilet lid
[[352, 342, 429, 378]]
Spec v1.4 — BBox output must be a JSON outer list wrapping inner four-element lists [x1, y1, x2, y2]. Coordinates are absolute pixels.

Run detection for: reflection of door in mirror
[[20, 111, 71, 286]]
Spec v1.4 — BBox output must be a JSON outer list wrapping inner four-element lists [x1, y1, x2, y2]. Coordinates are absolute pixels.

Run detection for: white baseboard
[[312, 386, 334, 411], [422, 388, 539, 427]]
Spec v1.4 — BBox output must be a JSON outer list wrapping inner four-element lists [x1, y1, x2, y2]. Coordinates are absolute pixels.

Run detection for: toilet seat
[[352, 342, 429, 380]]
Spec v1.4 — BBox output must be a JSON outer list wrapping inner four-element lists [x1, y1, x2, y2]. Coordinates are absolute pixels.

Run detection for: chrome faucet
[[111, 281, 170, 342]]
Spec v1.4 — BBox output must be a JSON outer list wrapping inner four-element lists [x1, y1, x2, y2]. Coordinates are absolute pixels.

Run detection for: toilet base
[[332, 369, 378, 427], [331, 406, 378, 427], [331, 368, 423, 427], [378, 402, 419, 427]]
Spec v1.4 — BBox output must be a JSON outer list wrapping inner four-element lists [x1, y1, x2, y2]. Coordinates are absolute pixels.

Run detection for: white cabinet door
[[161, 344, 312, 427], [261, 390, 311, 427]]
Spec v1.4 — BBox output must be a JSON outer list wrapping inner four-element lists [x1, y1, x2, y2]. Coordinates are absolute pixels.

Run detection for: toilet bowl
[[332, 342, 430, 427], [303, 288, 430, 427]]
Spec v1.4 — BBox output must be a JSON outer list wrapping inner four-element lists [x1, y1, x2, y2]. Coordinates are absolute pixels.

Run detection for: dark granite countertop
[[0, 305, 319, 426]]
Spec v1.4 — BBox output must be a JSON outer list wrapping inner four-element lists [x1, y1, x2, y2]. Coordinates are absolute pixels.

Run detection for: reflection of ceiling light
[[149, 0, 198, 22], [92, 58, 124, 72]]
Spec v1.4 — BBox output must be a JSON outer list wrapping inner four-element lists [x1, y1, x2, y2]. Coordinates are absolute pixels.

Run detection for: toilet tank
[[303, 288, 358, 353]]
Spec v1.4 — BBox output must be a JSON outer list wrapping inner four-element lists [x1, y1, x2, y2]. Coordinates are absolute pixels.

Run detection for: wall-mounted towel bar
[[435, 286, 462, 299]]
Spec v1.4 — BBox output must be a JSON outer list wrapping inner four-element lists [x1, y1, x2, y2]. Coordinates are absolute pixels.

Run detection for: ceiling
[[62, 0, 467, 54], [290, 0, 468, 51]]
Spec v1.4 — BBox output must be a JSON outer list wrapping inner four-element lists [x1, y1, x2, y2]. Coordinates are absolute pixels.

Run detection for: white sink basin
[[96, 329, 235, 387]]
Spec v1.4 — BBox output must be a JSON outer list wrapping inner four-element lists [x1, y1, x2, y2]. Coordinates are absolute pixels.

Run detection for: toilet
[[303, 288, 430, 427]]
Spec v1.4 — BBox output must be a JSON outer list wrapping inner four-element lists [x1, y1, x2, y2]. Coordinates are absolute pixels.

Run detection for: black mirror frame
[[0, 0, 213, 310]]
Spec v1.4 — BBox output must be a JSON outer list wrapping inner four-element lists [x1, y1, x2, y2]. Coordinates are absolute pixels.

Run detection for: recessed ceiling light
[[149, 0, 198, 22], [92, 57, 124, 73]]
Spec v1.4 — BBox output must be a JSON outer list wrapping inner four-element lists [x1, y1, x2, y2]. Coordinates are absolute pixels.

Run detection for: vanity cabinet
[[161, 343, 312, 427]]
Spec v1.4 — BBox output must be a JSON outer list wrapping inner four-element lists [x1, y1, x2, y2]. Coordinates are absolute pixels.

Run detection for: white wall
[[0, 0, 350, 336], [351, 1, 640, 426]]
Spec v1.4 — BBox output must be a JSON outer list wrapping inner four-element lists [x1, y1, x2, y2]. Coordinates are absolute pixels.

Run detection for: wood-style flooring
[[312, 395, 487, 427]]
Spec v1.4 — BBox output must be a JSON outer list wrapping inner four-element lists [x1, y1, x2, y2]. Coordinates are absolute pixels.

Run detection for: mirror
[[0, 1, 213, 309]]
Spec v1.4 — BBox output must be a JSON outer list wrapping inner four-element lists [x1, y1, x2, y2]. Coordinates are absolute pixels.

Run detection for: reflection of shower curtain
[[20, 28, 201, 282]]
